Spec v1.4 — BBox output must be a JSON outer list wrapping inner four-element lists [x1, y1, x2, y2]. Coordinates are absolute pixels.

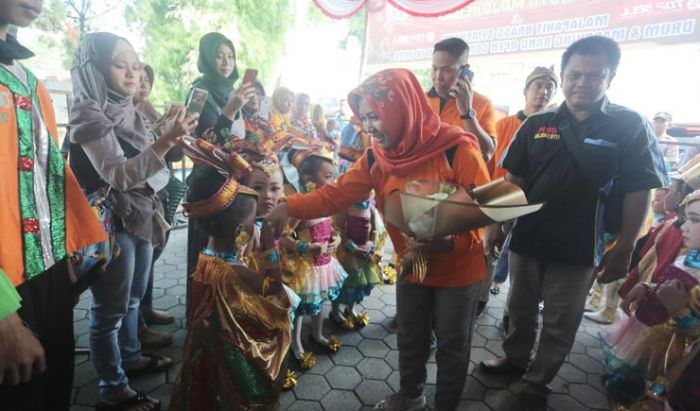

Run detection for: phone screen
[[242, 68, 258, 85], [186, 88, 208, 115], [458, 66, 474, 82]]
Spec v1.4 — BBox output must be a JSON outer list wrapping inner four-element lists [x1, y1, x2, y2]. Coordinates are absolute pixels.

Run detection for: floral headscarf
[[348, 68, 478, 176]]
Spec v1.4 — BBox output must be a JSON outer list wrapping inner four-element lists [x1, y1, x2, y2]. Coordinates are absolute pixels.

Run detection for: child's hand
[[658, 280, 690, 316], [354, 242, 374, 261], [329, 234, 342, 251], [621, 283, 649, 315], [309, 243, 328, 257], [260, 221, 276, 251]]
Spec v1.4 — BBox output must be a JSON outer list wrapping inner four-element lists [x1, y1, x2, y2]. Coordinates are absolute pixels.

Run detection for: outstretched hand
[[265, 202, 290, 239]]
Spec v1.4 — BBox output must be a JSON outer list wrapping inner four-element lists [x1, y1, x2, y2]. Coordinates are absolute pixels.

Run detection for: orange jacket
[[489, 113, 525, 179], [0, 74, 106, 288], [286, 143, 490, 287], [426, 91, 497, 138]]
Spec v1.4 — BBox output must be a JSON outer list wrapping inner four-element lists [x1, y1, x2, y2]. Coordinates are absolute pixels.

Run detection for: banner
[[313, 0, 477, 19], [366, 0, 700, 65]]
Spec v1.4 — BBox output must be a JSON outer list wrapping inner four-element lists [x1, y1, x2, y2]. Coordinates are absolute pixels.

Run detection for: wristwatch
[[460, 109, 477, 120]]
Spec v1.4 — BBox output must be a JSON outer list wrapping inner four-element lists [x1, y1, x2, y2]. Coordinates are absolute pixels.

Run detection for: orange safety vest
[[0, 65, 106, 286]]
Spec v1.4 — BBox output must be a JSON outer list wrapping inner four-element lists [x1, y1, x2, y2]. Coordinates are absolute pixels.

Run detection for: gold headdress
[[228, 138, 281, 177], [289, 144, 336, 170], [680, 189, 700, 208], [179, 136, 258, 218]]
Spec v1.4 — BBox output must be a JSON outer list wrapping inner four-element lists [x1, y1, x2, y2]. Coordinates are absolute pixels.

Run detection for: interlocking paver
[[355, 380, 393, 406], [359, 323, 389, 340], [321, 389, 363, 410], [71, 227, 612, 410], [356, 358, 392, 380], [294, 374, 330, 401], [325, 365, 362, 389], [331, 345, 364, 366], [357, 338, 390, 358]]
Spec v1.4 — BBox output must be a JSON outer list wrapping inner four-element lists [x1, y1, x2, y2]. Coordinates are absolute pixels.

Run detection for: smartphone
[[186, 88, 208, 115], [242, 68, 258, 86], [458, 66, 474, 82]]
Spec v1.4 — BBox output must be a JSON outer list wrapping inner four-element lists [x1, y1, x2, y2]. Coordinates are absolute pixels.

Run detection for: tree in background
[[33, 0, 124, 70], [126, 0, 294, 104]]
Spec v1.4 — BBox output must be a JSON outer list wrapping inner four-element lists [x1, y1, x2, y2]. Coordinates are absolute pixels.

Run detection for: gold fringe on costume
[[641, 318, 700, 381], [169, 255, 291, 411], [335, 243, 381, 281], [280, 250, 312, 293]]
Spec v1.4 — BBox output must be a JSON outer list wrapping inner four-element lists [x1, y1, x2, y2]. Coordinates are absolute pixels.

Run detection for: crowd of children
[[590, 162, 700, 410], [2, 4, 697, 408]]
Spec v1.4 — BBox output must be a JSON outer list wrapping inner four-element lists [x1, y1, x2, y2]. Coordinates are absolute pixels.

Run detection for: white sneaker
[[584, 308, 616, 324], [374, 393, 426, 411]]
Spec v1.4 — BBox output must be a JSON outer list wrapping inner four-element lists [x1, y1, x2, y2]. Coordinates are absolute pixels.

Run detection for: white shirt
[[657, 133, 679, 169]]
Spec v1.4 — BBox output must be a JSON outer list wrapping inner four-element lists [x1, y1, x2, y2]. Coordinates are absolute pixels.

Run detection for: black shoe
[[519, 391, 547, 411], [477, 300, 487, 317], [479, 357, 526, 376]]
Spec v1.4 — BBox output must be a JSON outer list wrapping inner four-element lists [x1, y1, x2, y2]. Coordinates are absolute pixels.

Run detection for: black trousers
[[0, 260, 75, 411]]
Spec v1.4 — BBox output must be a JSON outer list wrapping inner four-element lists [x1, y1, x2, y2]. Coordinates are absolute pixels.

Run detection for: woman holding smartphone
[[69, 32, 198, 411], [185, 32, 257, 316]]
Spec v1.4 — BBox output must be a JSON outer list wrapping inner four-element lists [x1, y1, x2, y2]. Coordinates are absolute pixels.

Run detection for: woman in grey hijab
[[69, 32, 198, 411]]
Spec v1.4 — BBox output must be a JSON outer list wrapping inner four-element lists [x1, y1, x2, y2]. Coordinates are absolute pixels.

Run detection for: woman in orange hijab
[[266, 69, 489, 411]]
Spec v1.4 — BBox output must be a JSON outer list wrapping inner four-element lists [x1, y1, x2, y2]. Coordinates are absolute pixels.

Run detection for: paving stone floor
[[71, 228, 611, 410]]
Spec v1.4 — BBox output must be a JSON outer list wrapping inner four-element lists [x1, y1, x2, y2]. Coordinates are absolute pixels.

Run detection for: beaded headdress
[[228, 138, 282, 177], [179, 136, 258, 218]]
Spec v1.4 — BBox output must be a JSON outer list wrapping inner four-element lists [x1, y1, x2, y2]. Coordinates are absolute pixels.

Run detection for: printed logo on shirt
[[0, 91, 11, 110], [534, 126, 560, 140], [0, 91, 11, 123]]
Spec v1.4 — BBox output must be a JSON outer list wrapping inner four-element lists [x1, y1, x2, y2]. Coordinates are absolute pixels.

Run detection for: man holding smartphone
[[426, 38, 497, 161], [427, 37, 498, 317]]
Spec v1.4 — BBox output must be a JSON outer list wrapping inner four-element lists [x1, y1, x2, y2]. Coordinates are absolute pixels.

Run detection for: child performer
[[170, 139, 293, 411], [330, 199, 382, 330], [600, 190, 700, 405], [282, 147, 347, 369]]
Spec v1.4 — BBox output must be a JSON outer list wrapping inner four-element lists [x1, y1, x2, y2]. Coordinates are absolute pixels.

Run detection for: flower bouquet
[[384, 178, 544, 282]]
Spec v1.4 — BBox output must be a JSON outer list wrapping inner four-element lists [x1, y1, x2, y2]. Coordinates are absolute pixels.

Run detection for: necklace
[[683, 249, 700, 269], [202, 248, 238, 265]]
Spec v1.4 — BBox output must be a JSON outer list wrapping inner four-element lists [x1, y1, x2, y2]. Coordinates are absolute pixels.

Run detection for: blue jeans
[[493, 232, 511, 284], [89, 231, 153, 401]]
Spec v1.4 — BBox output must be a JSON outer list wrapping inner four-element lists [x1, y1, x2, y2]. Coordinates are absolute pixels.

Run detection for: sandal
[[124, 354, 173, 379], [345, 307, 369, 328], [282, 369, 298, 390], [292, 351, 316, 370], [307, 335, 342, 354], [95, 391, 161, 411]]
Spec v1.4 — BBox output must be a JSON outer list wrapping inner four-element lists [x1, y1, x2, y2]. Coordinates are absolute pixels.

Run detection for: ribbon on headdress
[[179, 136, 258, 218]]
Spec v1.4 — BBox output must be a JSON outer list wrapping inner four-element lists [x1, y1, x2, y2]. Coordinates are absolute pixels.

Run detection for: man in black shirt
[[479, 36, 666, 410]]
